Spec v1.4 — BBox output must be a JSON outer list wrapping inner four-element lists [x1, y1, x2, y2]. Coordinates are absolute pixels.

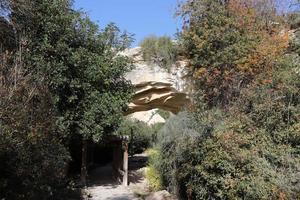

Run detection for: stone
[[145, 190, 178, 200], [122, 47, 191, 123]]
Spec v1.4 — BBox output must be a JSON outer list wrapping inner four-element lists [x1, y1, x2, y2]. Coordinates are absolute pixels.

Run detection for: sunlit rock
[[122, 47, 190, 124]]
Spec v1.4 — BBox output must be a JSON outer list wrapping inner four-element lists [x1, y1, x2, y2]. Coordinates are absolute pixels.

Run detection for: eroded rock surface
[[125, 81, 190, 115], [123, 47, 190, 123]]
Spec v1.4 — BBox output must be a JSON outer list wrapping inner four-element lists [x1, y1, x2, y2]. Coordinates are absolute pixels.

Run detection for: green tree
[[2, 0, 134, 186], [0, 50, 74, 199], [178, 0, 288, 107], [149, 1, 299, 199], [116, 119, 163, 155]]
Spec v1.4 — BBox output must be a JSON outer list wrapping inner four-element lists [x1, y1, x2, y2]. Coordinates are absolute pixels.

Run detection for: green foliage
[[156, 109, 171, 120], [155, 112, 219, 198], [288, 12, 300, 29], [145, 149, 163, 191], [5, 0, 134, 142], [140, 35, 177, 70], [178, 0, 288, 107], [0, 0, 134, 198], [0, 52, 74, 199], [155, 99, 299, 199], [116, 119, 163, 155], [154, 47, 300, 198], [0, 131, 73, 200]]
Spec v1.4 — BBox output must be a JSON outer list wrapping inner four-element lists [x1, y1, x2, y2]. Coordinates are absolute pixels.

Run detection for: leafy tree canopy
[[3, 0, 134, 142], [178, 0, 289, 107], [0, 0, 134, 197]]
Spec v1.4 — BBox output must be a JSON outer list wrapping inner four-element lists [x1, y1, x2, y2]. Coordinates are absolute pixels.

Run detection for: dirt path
[[87, 183, 139, 200], [84, 154, 148, 200]]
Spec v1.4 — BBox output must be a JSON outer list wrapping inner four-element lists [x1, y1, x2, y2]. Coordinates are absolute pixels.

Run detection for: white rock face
[[127, 109, 166, 125], [122, 47, 190, 125], [124, 47, 188, 92]]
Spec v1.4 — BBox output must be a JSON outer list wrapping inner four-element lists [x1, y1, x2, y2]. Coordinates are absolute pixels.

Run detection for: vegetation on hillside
[[148, 0, 300, 199], [139, 35, 178, 70]]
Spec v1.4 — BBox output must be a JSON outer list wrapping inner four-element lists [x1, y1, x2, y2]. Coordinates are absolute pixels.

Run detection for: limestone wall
[[122, 47, 190, 124]]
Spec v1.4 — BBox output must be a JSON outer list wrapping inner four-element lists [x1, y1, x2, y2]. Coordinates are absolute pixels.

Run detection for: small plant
[[139, 35, 177, 70], [145, 149, 163, 191], [156, 109, 171, 120]]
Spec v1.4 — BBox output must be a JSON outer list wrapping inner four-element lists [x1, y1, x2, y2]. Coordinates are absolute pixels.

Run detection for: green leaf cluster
[[151, 1, 299, 199], [0, 0, 134, 198], [116, 119, 163, 155], [12, 0, 134, 142]]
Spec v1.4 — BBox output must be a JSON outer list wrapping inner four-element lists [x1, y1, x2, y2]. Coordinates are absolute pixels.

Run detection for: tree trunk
[[81, 139, 88, 185]]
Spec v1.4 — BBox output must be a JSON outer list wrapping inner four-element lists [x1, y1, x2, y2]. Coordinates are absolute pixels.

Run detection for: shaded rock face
[[122, 47, 190, 124]]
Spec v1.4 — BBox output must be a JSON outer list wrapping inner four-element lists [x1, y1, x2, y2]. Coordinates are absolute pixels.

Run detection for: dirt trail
[[85, 154, 148, 200], [87, 183, 139, 200]]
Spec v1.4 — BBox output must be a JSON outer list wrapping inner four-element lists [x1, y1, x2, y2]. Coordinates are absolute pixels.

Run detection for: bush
[[116, 119, 163, 155], [145, 149, 163, 191], [155, 111, 221, 198], [140, 35, 177, 70], [0, 132, 73, 200], [288, 12, 300, 29], [0, 60, 74, 199], [156, 109, 171, 120], [0, 49, 77, 199], [150, 2, 298, 198], [178, 0, 288, 107], [155, 101, 299, 199]]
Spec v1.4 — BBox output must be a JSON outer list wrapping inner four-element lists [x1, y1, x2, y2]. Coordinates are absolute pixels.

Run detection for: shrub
[[155, 111, 221, 198], [151, 4, 298, 198], [155, 103, 299, 199], [116, 119, 163, 155], [0, 53, 74, 199], [288, 12, 300, 29], [0, 132, 73, 200], [145, 149, 163, 191], [178, 0, 288, 107], [156, 109, 171, 120], [140, 35, 177, 70]]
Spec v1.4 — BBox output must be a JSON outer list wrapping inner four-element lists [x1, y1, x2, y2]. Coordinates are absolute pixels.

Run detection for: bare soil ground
[[84, 154, 149, 200]]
